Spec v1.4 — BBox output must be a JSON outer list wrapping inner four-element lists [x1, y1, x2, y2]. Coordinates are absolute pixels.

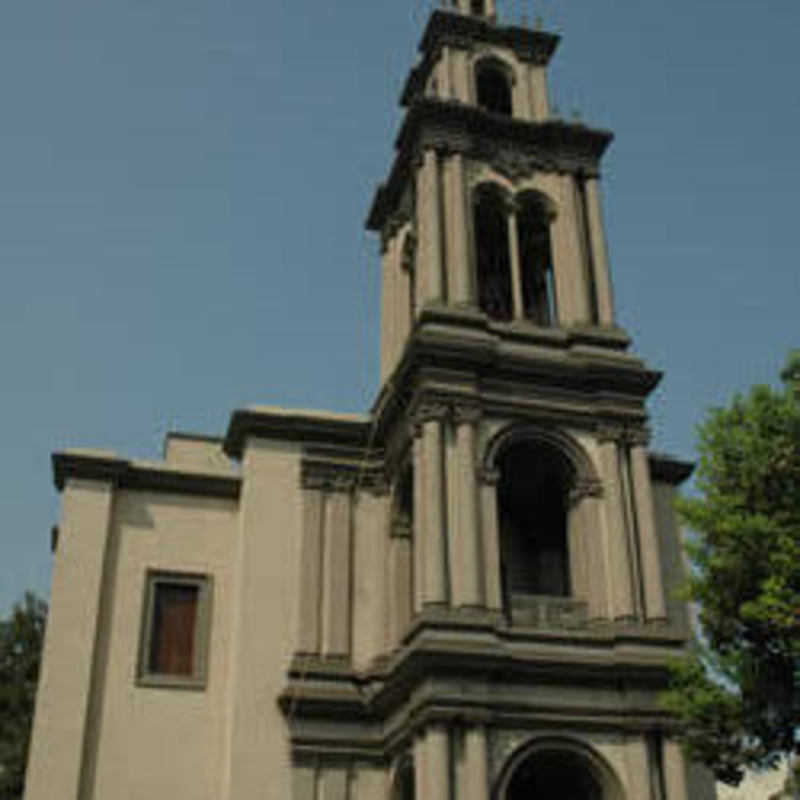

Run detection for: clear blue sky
[[1, 0, 797, 614]]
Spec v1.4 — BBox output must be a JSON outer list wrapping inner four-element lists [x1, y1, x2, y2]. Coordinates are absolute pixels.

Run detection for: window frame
[[136, 570, 213, 690]]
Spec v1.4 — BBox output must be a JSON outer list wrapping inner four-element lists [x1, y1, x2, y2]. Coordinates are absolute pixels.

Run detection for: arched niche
[[472, 182, 514, 322], [495, 737, 625, 800], [475, 57, 514, 116], [516, 189, 557, 325], [482, 425, 602, 623]]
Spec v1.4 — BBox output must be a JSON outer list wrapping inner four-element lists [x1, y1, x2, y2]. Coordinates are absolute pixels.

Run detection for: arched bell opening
[[476, 60, 513, 116], [473, 186, 513, 321], [517, 191, 557, 326], [498, 439, 572, 602], [496, 739, 625, 800]]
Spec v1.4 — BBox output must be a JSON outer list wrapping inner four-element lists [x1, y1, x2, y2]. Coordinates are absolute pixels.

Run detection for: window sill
[[136, 673, 207, 691]]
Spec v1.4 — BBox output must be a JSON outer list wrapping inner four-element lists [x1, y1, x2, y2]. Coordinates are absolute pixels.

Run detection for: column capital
[[595, 422, 625, 443], [410, 401, 450, 438], [452, 401, 482, 426], [624, 426, 652, 447], [568, 478, 604, 507]]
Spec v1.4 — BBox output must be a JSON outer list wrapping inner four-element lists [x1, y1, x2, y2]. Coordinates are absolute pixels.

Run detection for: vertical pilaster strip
[[662, 739, 689, 800], [397, 234, 412, 350], [507, 205, 524, 320], [452, 49, 471, 104], [597, 435, 636, 621], [445, 152, 471, 305], [560, 175, 591, 323], [387, 529, 412, 648], [321, 489, 352, 657], [380, 233, 397, 384], [352, 488, 390, 668], [413, 408, 449, 608], [416, 149, 444, 309], [514, 65, 533, 120], [630, 442, 667, 621], [449, 407, 483, 607], [297, 489, 324, 654], [462, 726, 489, 800], [529, 65, 550, 121], [585, 178, 616, 325], [318, 768, 349, 800], [582, 495, 611, 620], [25, 477, 115, 800], [351, 766, 386, 800], [292, 766, 317, 800], [479, 469, 502, 611], [416, 727, 450, 800], [439, 46, 453, 100], [567, 496, 589, 602]]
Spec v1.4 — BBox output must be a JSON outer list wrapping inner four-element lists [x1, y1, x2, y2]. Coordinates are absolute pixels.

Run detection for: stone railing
[[509, 594, 588, 630]]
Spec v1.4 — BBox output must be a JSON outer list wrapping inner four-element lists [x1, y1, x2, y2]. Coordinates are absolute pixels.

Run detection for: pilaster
[[662, 738, 689, 800], [628, 433, 667, 622], [476, 464, 503, 611], [596, 429, 636, 621], [322, 490, 353, 657], [585, 178, 616, 325], [25, 477, 115, 800], [444, 151, 471, 305], [414, 726, 451, 800], [415, 149, 444, 310], [458, 726, 490, 800], [448, 403, 484, 608], [412, 404, 449, 609]]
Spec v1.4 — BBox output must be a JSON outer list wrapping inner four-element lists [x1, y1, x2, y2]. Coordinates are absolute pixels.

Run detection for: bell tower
[[355, 6, 715, 800]]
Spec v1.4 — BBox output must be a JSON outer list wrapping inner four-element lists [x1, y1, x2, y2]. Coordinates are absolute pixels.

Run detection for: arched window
[[476, 62, 512, 116], [506, 748, 603, 800], [474, 187, 513, 321], [517, 193, 556, 325], [498, 440, 571, 602]]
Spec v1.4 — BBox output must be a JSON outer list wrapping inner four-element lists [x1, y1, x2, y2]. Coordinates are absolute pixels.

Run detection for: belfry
[[25, 4, 717, 800]]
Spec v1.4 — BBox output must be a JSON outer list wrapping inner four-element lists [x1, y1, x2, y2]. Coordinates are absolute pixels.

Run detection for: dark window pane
[[476, 67, 512, 116], [474, 193, 513, 321], [148, 583, 199, 676]]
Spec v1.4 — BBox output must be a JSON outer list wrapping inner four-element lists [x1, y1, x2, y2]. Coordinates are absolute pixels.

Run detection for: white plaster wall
[[85, 491, 237, 800]]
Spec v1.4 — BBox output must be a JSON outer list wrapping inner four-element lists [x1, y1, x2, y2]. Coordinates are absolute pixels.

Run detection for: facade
[[25, 3, 717, 799]]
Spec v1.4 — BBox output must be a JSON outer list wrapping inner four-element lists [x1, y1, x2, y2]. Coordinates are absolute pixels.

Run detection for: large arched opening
[[473, 185, 513, 321], [497, 739, 624, 800]]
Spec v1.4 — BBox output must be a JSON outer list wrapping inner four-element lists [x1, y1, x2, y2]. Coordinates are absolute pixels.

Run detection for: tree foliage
[[0, 593, 46, 800], [662, 352, 800, 786]]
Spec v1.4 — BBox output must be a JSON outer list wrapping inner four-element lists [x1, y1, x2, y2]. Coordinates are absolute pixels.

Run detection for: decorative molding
[[569, 478, 604, 506], [476, 466, 501, 486], [52, 451, 241, 500], [594, 423, 625, 444], [489, 729, 531, 787], [409, 401, 450, 437], [301, 460, 388, 495], [623, 426, 651, 447], [452, 401, 482, 425], [489, 149, 539, 182]]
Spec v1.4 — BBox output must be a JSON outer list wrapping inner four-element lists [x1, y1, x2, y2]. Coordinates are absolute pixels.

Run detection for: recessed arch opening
[[499, 740, 623, 800], [498, 439, 573, 600], [473, 185, 513, 321], [517, 191, 557, 326], [476, 61, 513, 116]]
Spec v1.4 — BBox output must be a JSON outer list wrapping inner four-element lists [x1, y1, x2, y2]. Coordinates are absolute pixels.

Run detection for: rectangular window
[[137, 571, 212, 689]]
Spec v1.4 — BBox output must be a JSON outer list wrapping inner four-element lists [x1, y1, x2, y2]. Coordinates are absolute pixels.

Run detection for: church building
[[25, 2, 717, 798]]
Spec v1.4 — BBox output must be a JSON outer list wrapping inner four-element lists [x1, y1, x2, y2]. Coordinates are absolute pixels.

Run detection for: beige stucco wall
[[84, 490, 237, 800]]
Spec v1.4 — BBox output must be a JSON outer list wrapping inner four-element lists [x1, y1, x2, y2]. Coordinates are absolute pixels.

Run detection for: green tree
[[0, 593, 46, 800], [662, 351, 800, 787]]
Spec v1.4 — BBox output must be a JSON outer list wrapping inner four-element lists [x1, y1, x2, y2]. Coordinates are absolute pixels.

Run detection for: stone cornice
[[649, 452, 695, 485], [370, 307, 660, 450], [52, 451, 241, 500], [224, 407, 373, 459], [366, 100, 613, 232], [280, 615, 689, 763], [401, 13, 559, 106], [301, 458, 389, 495]]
